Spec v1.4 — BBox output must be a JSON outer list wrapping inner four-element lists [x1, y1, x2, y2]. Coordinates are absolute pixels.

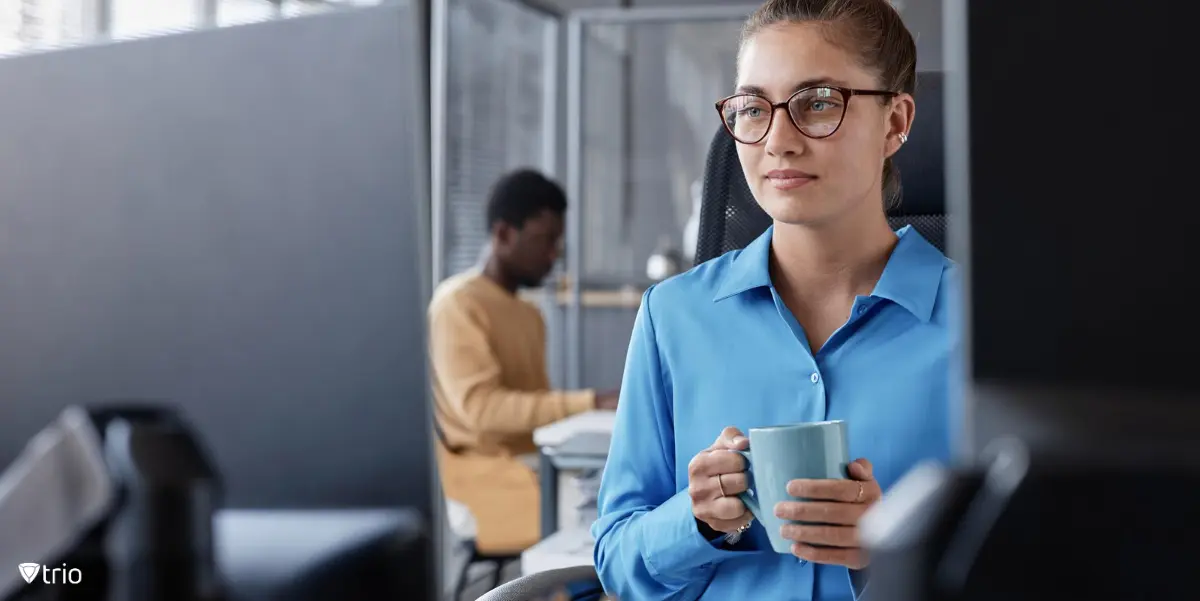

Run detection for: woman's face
[[734, 22, 911, 227]]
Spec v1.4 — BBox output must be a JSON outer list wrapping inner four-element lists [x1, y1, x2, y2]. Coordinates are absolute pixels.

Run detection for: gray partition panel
[[0, 5, 434, 512]]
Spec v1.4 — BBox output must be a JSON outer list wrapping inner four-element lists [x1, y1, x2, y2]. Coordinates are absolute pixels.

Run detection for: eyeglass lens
[[721, 87, 846, 142]]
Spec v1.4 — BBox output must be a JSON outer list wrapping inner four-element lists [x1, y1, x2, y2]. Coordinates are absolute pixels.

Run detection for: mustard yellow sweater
[[428, 270, 595, 551]]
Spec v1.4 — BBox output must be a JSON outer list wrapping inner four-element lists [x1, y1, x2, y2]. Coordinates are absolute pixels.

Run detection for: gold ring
[[717, 473, 728, 497], [855, 481, 864, 503]]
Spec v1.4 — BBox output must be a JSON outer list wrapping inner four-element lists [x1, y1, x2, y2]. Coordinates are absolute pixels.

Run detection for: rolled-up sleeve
[[590, 287, 744, 600]]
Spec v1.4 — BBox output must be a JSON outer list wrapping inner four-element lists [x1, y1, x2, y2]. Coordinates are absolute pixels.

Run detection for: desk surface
[[546, 432, 612, 462], [521, 527, 595, 575], [534, 410, 616, 448]]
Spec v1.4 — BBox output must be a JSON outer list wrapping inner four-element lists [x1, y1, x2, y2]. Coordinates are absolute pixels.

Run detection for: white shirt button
[[810, 372, 820, 383]]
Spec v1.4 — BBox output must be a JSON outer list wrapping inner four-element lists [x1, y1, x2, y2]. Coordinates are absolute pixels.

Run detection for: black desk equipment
[[1, 405, 222, 601], [0, 405, 431, 601]]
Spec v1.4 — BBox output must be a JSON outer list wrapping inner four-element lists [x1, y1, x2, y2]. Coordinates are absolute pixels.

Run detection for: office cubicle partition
[[0, 2, 435, 526]]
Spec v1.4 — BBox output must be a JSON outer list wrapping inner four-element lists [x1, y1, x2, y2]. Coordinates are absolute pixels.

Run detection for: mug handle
[[734, 449, 761, 520]]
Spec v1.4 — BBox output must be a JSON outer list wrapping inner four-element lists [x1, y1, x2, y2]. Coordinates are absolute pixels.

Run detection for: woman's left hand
[[774, 458, 882, 570]]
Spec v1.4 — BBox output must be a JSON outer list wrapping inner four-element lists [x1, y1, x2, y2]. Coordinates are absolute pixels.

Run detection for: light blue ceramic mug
[[736, 420, 850, 554]]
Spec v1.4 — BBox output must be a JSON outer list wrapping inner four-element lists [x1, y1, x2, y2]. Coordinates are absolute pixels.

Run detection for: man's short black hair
[[485, 169, 568, 230]]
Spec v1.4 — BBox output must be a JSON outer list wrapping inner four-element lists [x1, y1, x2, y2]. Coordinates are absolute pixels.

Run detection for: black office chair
[[474, 565, 603, 601], [694, 71, 947, 264]]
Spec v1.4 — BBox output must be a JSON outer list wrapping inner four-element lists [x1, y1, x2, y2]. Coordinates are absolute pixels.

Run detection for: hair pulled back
[[741, 0, 916, 207]]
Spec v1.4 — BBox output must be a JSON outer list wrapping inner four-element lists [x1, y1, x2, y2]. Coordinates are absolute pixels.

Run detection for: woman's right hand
[[688, 426, 753, 534]]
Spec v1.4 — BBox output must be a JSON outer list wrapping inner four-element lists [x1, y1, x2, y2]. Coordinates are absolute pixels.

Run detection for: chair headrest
[[892, 70, 944, 216], [695, 121, 766, 263]]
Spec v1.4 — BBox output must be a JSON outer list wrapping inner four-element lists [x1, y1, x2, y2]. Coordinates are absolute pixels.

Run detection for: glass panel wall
[[577, 18, 742, 289], [567, 16, 742, 388], [439, 0, 556, 282]]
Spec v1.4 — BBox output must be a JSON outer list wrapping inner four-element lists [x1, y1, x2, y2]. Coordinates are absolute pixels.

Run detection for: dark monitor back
[[0, 5, 434, 513], [948, 2, 1200, 458]]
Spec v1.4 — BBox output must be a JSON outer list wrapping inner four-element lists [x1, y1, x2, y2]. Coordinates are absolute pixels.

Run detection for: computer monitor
[[945, 0, 1200, 463], [0, 2, 434, 523]]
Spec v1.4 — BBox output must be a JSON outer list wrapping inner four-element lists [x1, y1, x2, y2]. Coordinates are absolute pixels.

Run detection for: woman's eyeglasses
[[715, 86, 898, 144]]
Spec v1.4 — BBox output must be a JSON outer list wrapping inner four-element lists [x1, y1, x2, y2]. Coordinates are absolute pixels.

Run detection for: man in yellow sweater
[[429, 169, 619, 554]]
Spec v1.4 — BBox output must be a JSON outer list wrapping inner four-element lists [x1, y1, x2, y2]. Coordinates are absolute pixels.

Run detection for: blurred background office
[[0, 0, 946, 599], [2, 0, 1193, 601]]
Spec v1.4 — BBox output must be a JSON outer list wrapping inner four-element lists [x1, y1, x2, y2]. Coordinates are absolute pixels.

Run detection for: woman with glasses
[[591, 0, 957, 600]]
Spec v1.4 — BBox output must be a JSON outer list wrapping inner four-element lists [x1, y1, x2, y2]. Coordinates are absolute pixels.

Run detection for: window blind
[[442, 0, 552, 280]]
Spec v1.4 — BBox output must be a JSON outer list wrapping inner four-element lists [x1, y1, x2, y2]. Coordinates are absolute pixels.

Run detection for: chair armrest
[[476, 565, 601, 601]]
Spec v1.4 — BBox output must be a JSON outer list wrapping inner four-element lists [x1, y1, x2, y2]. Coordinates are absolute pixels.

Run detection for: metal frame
[[943, 0, 972, 461], [540, 19, 560, 177], [539, 12, 566, 389], [404, 1, 442, 596], [429, 0, 449, 284], [564, 16, 584, 389], [563, 4, 757, 389]]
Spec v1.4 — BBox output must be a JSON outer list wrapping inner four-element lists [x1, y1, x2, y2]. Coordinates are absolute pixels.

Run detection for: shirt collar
[[872, 226, 946, 322], [711, 226, 775, 302], [712, 225, 946, 322]]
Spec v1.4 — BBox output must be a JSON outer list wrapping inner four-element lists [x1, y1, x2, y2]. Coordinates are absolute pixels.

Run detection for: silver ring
[[717, 473, 728, 497], [855, 481, 864, 503], [898, 132, 908, 144]]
